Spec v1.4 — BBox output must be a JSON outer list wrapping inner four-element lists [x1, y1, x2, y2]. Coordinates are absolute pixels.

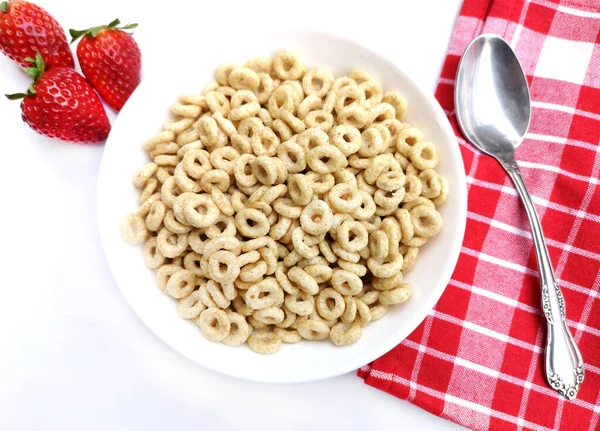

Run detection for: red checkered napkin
[[358, 1, 600, 430]]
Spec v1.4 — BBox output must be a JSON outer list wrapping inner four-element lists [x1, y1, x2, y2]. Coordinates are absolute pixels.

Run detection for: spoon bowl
[[455, 34, 531, 163]]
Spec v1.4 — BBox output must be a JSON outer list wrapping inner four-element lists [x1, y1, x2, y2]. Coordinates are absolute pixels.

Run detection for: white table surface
[[0, 1, 465, 429]]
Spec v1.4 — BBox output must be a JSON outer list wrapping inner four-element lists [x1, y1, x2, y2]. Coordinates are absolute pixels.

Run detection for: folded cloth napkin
[[358, 1, 600, 430]]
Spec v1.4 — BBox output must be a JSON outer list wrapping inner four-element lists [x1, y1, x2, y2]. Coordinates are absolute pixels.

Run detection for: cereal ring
[[402, 196, 435, 211], [373, 268, 403, 290], [248, 330, 281, 354], [316, 288, 345, 320], [330, 322, 361, 346], [240, 261, 268, 282], [274, 327, 301, 343], [331, 241, 360, 264], [378, 283, 412, 305], [207, 190, 233, 218], [245, 56, 272, 74], [338, 259, 367, 277], [377, 169, 406, 192], [145, 200, 166, 232], [143, 130, 174, 152], [272, 198, 302, 219], [267, 118, 292, 142], [228, 67, 260, 91], [395, 126, 423, 156], [234, 155, 259, 190], [369, 230, 389, 261], [272, 49, 305, 80], [166, 269, 195, 299], [433, 175, 449, 206], [302, 68, 334, 98], [207, 250, 241, 284], [306, 172, 335, 194], [304, 110, 334, 132], [409, 141, 439, 170], [138, 177, 159, 205], [336, 220, 368, 252], [340, 296, 358, 324], [205, 279, 231, 308], [336, 105, 368, 129], [368, 102, 396, 124], [328, 184, 362, 213], [182, 194, 220, 228], [332, 76, 356, 91], [182, 148, 212, 180], [156, 264, 180, 293], [215, 62, 237, 86], [370, 304, 389, 321], [306, 145, 348, 174], [328, 124, 361, 156], [277, 139, 306, 173], [182, 251, 204, 277], [260, 184, 288, 205], [350, 190, 376, 221], [410, 205, 443, 238], [245, 278, 281, 310], [291, 227, 320, 259], [178, 290, 207, 319], [203, 236, 242, 259], [360, 80, 383, 109], [304, 264, 333, 283], [184, 223, 206, 248], [335, 85, 366, 113], [251, 127, 280, 157], [297, 95, 323, 120], [381, 118, 405, 139], [156, 227, 188, 258], [174, 163, 202, 193], [382, 91, 408, 120], [254, 73, 275, 104], [402, 246, 419, 273], [163, 210, 191, 234], [359, 289, 379, 306], [229, 90, 261, 121], [222, 311, 252, 346], [418, 169, 443, 199], [197, 308, 231, 342], [331, 269, 363, 296], [206, 91, 231, 116], [251, 155, 278, 185], [300, 199, 334, 235], [133, 162, 158, 188], [275, 306, 297, 329], [275, 263, 298, 295], [367, 252, 403, 278], [253, 307, 285, 325], [232, 296, 253, 316], [287, 266, 319, 295], [333, 167, 358, 187], [297, 320, 330, 341], [143, 236, 165, 269], [284, 290, 315, 316]]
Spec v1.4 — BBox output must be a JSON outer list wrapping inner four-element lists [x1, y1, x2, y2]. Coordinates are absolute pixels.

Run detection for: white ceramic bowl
[[97, 31, 467, 383]]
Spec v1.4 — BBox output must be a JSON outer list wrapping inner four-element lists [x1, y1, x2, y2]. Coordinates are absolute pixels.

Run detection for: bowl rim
[[97, 29, 467, 383]]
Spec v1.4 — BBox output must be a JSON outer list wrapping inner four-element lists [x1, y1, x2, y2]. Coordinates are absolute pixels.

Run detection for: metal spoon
[[454, 34, 584, 399]]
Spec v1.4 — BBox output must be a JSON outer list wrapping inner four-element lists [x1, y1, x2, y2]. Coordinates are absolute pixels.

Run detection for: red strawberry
[[0, 0, 74, 69], [70, 19, 141, 111], [6, 52, 110, 143]]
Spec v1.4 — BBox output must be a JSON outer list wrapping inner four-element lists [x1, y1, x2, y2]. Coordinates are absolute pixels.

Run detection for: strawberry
[[0, 0, 74, 69], [70, 19, 141, 111], [6, 52, 110, 143]]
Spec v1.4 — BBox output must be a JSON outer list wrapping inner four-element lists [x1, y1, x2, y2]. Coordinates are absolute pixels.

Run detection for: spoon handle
[[502, 159, 585, 399]]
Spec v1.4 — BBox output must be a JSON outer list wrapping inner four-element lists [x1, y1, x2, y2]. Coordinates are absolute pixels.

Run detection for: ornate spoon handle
[[503, 159, 584, 399]]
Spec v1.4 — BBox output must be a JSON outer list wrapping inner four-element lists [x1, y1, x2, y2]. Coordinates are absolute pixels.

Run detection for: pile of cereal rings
[[120, 50, 448, 354]]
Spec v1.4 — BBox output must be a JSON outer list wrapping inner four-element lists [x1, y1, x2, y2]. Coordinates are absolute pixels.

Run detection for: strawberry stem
[[8, 52, 44, 99], [69, 18, 139, 43], [0, 2, 8, 13]]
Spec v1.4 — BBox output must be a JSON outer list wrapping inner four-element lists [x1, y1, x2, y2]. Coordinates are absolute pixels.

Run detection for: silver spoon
[[454, 34, 584, 399]]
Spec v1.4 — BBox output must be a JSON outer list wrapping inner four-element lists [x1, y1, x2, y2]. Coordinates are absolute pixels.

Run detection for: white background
[[0, 1, 464, 429]]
